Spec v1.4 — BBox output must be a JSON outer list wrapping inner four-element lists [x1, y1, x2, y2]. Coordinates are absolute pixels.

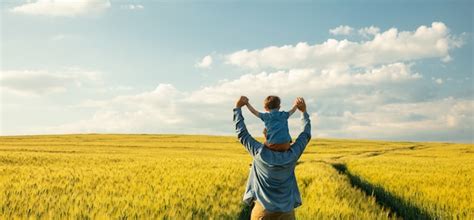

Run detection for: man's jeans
[[251, 201, 295, 220]]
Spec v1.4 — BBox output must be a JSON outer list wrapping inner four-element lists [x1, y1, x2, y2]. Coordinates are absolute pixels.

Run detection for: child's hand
[[288, 98, 299, 116], [293, 99, 299, 108]]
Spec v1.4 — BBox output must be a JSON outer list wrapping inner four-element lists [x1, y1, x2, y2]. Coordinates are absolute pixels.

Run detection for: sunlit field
[[0, 135, 472, 219], [346, 143, 474, 219]]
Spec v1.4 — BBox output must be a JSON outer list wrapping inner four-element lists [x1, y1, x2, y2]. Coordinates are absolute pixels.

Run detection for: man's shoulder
[[257, 147, 297, 166]]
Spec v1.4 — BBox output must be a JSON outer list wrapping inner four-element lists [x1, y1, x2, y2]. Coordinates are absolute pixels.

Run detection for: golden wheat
[[0, 134, 471, 219]]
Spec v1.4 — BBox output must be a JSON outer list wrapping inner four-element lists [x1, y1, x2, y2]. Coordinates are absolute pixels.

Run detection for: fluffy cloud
[[10, 0, 111, 17], [432, 77, 444, 84], [226, 22, 463, 70], [187, 62, 420, 105], [195, 55, 213, 69], [320, 98, 474, 141], [41, 72, 472, 142], [26, 61, 472, 141], [43, 83, 231, 134], [8, 21, 469, 141], [329, 25, 354, 35], [51, 34, 66, 41], [42, 63, 425, 136], [0, 69, 101, 96], [358, 26, 380, 38], [121, 4, 144, 10]]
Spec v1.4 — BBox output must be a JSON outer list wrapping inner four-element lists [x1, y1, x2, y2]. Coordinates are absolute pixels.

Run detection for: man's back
[[233, 106, 311, 212], [249, 147, 301, 212]]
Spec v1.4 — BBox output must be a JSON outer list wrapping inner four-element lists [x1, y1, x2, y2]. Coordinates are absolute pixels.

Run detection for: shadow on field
[[238, 202, 254, 220], [332, 163, 431, 220]]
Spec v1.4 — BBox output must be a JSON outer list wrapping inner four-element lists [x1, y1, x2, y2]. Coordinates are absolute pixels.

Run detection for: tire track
[[332, 163, 432, 220]]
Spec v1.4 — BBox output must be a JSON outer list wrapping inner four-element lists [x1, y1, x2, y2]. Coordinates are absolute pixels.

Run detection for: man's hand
[[296, 97, 306, 112], [236, 96, 249, 108]]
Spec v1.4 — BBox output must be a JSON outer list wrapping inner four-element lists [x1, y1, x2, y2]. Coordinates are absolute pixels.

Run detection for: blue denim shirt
[[259, 110, 292, 144], [233, 108, 311, 212]]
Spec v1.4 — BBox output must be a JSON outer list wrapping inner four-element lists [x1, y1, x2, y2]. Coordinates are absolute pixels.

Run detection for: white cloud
[[50, 33, 81, 42], [352, 63, 422, 83], [40, 76, 472, 142], [121, 4, 144, 10], [441, 55, 453, 63], [187, 62, 421, 105], [10, 0, 111, 17], [41, 63, 424, 136], [329, 25, 354, 35], [4, 21, 469, 141], [18, 62, 472, 141], [324, 98, 474, 141], [226, 22, 463, 70], [0, 69, 101, 96], [51, 34, 66, 41], [41, 83, 230, 134], [195, 55, 213, 69], [358, 26, 380, 38], [432, 78, 444, 84]]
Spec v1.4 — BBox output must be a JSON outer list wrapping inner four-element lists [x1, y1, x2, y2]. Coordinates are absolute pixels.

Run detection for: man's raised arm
[[290, 97, 312, 159], [234, 96, 262, 156]]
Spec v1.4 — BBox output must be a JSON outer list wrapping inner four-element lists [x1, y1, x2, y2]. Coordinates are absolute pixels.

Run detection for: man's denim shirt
[[233, 108, 311, 212]]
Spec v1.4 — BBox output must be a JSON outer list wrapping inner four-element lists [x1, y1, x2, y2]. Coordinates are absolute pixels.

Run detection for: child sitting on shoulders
[[245, 96, 297, 152]]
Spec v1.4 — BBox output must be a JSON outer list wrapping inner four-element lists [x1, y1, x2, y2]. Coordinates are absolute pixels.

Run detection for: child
[[245, 96, 297, 152]]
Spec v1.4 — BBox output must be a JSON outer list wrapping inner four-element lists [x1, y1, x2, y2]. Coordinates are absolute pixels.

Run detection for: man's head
[[264, 95, 280, 111]]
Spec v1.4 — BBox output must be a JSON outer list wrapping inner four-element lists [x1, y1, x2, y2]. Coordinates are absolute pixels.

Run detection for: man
[[233, 96, 312, 219]]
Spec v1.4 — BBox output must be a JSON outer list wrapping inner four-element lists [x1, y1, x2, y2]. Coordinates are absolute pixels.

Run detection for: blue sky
[[1, 0, 473, 142]]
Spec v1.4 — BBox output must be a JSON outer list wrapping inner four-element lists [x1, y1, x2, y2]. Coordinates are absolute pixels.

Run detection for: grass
[[0, 134, 472, 219]]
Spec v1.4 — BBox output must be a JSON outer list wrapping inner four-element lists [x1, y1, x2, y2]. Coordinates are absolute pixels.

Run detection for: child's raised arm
[[246, 102, 261, 118], [288, 99, 299, 116], [288, 105, 298, 116]]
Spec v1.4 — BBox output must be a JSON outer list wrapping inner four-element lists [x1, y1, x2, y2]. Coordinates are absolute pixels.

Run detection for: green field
[[0, 134, 472, 219]]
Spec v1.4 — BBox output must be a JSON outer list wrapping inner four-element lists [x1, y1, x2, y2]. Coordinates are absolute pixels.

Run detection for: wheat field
[[0, 134, 472, 219]]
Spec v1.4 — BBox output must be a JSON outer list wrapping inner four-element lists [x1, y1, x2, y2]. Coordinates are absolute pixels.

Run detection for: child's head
[[264, 95, 281, 111]]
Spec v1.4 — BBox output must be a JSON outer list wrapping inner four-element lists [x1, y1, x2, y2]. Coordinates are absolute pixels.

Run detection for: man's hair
[[264, 95, 281, 110]]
